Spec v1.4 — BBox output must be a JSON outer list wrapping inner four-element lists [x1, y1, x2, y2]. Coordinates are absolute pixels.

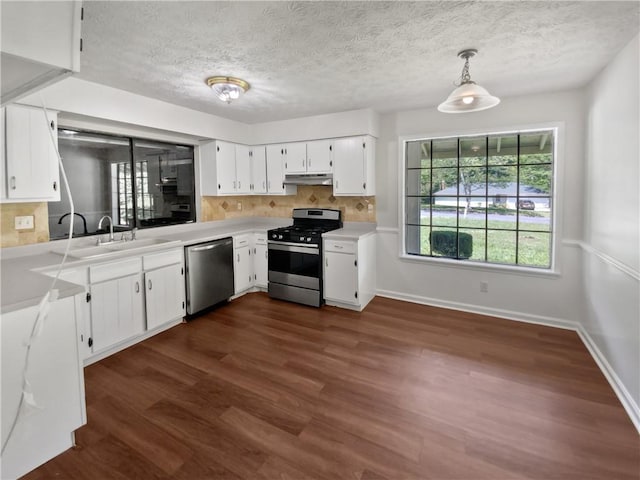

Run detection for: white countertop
[[1, 217, 376, 314]]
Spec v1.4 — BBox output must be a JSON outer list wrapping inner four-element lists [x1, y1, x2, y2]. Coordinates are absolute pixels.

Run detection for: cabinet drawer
[[143, 248, 183, 270], [234, 235, 251, 249], [324, 239, 356, 254], [90, 257, 142, 283], [254, 233, 267, 245]]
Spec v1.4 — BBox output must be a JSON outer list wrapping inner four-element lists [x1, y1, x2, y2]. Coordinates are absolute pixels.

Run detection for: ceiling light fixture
[[438, 49, 500, 114], [206, 76, 250, 104]]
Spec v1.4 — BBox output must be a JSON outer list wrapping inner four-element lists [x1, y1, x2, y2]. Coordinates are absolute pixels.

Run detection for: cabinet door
[[216, 141, 237, 194], [284, 142, 307, 174], [251, 146, 268, 194], [5, 105, 60, 201], [145, 263, 185, 330], [324, 251, 359, 305], [306, 139, 333, 174], [333, 137, 365, 196], [266, 144, 286, 194], [234, 245, 253, 294], [254, 242, 268, 288], [90, 273, 144, 353], [235, 144, 252, 194]]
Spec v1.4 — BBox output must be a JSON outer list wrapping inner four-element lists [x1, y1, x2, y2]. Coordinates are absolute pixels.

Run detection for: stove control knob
[[271, 233, 277, 239], [307, 237, 312, 242], [278, 234, 283, 240]]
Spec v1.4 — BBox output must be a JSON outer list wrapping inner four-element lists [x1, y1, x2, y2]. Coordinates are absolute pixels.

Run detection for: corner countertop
[[1, 217, 377, 314], [322, 222, 377, 241]]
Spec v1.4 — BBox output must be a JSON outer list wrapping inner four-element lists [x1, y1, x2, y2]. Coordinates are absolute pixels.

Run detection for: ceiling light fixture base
[[206, 76, 250, 104]]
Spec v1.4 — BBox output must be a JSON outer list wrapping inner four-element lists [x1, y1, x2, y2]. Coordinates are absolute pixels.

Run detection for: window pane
[[459, 167, 486, 197], [519, 164, 552, 196], [518, 232, 551, 268], [406, 140, 430, 169], [431, 207, 457, 227], [406, 225, 431, 256], [432, 138, 457, 168], [519, 206, 551, 232], [488, 134, 517, 165], [487, 230, 516, 264], [406, 169, 431, 195], [459, 198, 486, 228], [520, 131, 553, 164], [488, 202, 517, 229], [460, 137, 486, 167], [459, 228, 485, 262], [432, 168, 458, 196], [406, 197, 430, 226]]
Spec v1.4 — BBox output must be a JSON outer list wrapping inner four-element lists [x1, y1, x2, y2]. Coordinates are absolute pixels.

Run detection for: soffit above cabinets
[[77, 1, 639, 124]]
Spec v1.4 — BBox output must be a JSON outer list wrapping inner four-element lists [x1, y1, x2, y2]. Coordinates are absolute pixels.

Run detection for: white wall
[[375, 89, 586, 327], [582, 34, 639, 428]]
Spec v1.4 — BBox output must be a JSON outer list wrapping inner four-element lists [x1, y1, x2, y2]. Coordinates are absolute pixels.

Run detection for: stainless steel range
[[267, 208, 342, 307]]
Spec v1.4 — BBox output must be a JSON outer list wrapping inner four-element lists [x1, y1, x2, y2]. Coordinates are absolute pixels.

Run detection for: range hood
[[283, 174, 334, 186]]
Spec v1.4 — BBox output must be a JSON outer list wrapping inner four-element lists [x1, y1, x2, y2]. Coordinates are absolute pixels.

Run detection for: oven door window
[[268, 247, 320, 279]]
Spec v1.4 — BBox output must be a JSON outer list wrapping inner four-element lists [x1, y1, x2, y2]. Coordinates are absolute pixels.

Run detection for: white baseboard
[[375, 289, 640, 434], [576, 325, 640, 433], [376, 289, 578, 330]]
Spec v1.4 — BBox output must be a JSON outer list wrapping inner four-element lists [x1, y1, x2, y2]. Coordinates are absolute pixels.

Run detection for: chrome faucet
[[97, 215, 114, 245]]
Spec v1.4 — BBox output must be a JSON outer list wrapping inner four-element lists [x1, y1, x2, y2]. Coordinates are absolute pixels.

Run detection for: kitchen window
[[48, 130, 195, 240], [403, 129, 555, 269]]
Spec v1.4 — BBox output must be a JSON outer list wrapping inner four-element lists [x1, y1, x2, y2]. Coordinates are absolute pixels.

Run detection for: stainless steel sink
[[52, 238, 178, 259]]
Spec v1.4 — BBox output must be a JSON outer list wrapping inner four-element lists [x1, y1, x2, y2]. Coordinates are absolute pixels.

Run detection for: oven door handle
[[268, 242, 319, 255]]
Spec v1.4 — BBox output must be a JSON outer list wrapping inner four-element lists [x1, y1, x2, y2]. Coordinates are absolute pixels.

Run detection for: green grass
[[416, 214, 551, 267]]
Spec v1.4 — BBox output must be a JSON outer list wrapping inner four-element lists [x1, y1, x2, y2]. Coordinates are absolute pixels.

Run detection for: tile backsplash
[[0, 202, 50, 248], [201, 186, 376, 222]]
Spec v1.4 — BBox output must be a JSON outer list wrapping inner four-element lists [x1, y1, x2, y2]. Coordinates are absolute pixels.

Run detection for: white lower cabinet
[[234, 235, 254, 294], [323, 234, 376, 311], [1, 295, 86, 480], [89, 259, 145, 353], [253, 233, 268, 288], [143, 249, 186, 330]]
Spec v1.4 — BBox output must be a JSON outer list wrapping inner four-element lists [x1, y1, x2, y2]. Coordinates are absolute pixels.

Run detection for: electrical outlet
[[480, 281, 489, 293], [237, 201, 242, 211], [15, 215, 34, 230]]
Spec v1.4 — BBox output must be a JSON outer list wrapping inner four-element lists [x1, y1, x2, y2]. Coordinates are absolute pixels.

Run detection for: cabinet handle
[[237, 253, 240, 262], [135, 281, 140, 293], [325, 257, 328, 267], [10, 176, 16, 190], [53, 181, 57, 191], [148, 279, 152, 290], [238, 181, 241, 189], [218, 183, 221, 189], [355, 291, 358, 299], [285, 162, 287, 169], [217, 146, 220, 152], [363, 182, 366, 189], [330, 160, 332, 167], [334, 244, 343, 249], [329, 145, 332, 151], [281, 148, 284, 155], [354, 259, 358, 267], [50, 120, 55, 130], [233, 181, 237, 189], [285, 148, 288, 155]]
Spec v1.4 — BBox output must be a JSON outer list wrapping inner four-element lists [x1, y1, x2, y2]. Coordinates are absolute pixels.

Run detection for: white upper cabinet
[[2, 105, 61, 202], [333, 135, 376, 196], [234, 144, 252, 195], [200, 140, 242, 195], [251, 145, 268, 194], [1, 1, 82, 104], [283, 142, 307, 174], [281, 140, 333, 174], [265, 144, 297, 195], [305, 139, 333, 174]]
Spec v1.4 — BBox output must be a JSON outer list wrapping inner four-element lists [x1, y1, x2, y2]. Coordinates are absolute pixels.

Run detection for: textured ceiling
[[79, 1, 639, 124]]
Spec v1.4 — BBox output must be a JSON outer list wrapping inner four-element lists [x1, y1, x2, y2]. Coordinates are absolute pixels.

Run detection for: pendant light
[[206, 76, 250, 104], [438, 49, 500, 113]]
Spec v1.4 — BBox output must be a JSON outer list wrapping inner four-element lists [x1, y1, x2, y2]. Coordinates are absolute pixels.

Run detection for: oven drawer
[[324, 239, 356, 254]]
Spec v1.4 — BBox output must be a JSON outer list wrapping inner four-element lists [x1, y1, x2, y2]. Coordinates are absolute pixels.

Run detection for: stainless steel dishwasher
[[185, 237, 234, 315]]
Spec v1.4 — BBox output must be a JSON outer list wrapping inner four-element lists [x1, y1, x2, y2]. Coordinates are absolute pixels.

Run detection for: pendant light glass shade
[[205, 76, 250, 104], [437, 49, 500, 114]]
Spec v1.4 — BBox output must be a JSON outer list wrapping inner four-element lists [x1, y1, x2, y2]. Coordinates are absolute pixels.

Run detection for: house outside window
[[404, 129, 555, 269]]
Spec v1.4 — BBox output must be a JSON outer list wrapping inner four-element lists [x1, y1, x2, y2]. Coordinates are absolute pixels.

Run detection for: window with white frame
[[404, 129, 555, 268]]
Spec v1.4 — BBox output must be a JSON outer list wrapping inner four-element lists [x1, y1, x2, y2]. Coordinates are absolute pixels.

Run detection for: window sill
[[398, 253, 561, 278]]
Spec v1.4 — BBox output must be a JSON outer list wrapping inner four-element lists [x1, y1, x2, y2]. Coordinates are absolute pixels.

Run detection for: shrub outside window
[[404, 130, 554, 269]]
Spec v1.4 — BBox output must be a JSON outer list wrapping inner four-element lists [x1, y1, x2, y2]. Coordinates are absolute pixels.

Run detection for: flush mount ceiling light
[[205, 76, 250, 104], [437, 49, 500, 114]]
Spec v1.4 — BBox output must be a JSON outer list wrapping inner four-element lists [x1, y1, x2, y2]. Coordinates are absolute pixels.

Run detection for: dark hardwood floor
[[26, 293, 639, 479]]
